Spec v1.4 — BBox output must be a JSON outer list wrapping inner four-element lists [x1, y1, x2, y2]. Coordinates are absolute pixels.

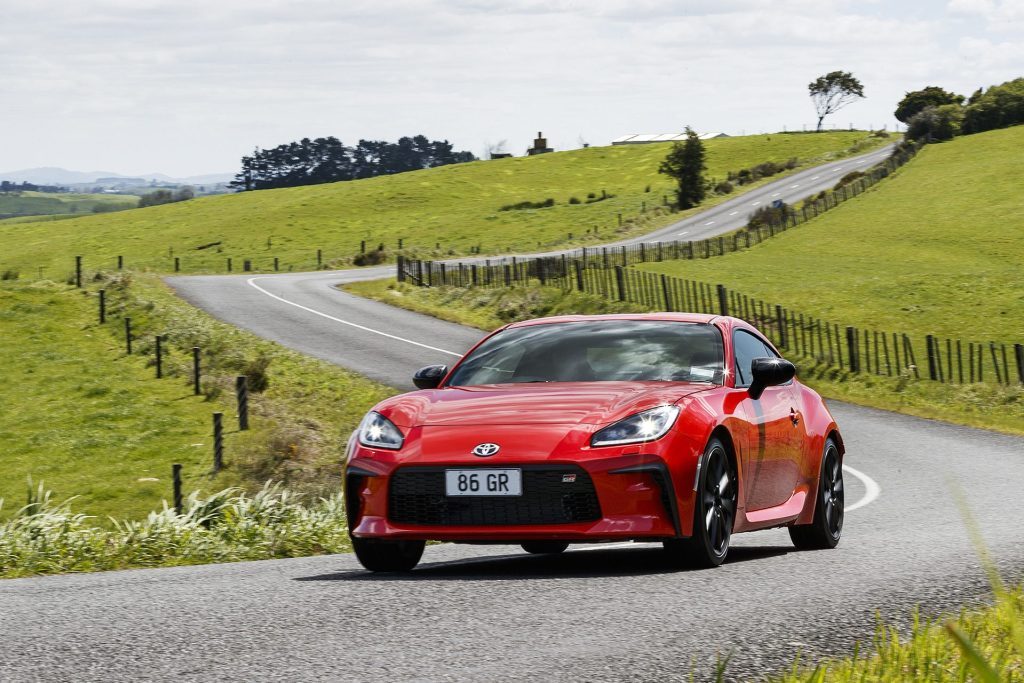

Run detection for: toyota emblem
[[472, 443, 501, 457]]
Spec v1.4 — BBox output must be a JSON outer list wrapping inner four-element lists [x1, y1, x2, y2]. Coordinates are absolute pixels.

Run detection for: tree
[[808, 71, 865, 131], [906, 105, 962, 143], [659, 127, 706, 210], [894, 86, 964, 123], [961, 77, 1024, 135]]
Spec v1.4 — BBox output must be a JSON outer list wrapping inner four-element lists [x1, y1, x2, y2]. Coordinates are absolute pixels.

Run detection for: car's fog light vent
[[388, 465, 601, 526]]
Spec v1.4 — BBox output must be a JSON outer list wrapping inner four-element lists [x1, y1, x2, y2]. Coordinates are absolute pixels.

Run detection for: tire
[[663, 437, 736, 568], [789, 437, 844, 550], [521, 541, 570, 555], [352, 537, 425, 572]]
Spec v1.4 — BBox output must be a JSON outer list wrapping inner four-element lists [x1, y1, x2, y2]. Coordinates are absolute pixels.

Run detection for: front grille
[[388, 465, 602, 526]]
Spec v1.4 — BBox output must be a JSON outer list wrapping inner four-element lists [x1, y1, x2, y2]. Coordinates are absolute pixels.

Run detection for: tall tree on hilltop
[[659, 127, 706, 210], [809, 71, 865, 131]]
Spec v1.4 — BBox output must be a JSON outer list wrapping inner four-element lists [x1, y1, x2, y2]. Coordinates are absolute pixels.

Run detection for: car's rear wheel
[[520, 541, 570, 555], [664, 437, 736, 568], [789, 437, 844, 550], [352, 537, 425, 572]]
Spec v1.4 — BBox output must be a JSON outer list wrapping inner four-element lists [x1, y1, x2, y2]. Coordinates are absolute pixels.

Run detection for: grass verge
[[343, 280, 1024, 436], [0, 133, 887, 276], [0, 274, 393, 520]]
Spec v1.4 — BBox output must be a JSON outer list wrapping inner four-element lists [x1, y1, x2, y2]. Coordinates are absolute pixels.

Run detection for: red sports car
[[344, 313, 845, 571]]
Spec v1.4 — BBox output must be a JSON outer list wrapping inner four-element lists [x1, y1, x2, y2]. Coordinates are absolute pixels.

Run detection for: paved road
[[6, 145, 1023, 681], [2, 404, 1022, 681]]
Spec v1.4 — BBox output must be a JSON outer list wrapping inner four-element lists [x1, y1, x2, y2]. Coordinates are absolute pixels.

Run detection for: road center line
[[246, 277, 463, 357], [704, 221, 715, 226], [729, 211, 738, 216], [843, 464, 881, 512]]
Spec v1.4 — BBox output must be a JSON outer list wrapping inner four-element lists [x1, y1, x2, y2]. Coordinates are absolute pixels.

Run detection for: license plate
[[445, 469, 522, 496]]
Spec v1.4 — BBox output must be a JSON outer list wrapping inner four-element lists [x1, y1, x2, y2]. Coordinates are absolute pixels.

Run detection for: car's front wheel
[[521, 541, 569, 555], [664, 437, 736, 568], [789, 437, 844, 550], [352, 537, 425, 572]]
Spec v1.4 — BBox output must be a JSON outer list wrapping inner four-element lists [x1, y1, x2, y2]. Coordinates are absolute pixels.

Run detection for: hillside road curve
[[4, 143, 1023, 681]]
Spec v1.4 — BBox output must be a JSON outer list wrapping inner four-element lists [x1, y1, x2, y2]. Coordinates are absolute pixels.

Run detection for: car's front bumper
[[345, 452, 687, 542]]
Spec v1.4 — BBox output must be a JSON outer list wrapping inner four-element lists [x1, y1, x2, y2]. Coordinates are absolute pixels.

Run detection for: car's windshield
[[446, 320, 725, 386]]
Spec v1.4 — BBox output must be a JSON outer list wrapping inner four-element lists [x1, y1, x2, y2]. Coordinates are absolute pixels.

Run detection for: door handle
[[790, 408, 800, 426]]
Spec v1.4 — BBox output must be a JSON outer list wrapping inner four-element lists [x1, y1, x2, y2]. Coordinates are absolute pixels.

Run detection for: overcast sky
[[2, 0, 1021, 177]]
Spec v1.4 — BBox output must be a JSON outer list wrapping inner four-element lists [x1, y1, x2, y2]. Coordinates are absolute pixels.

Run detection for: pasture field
[[0, 191, 137, 220], [0, 275, 391, 520], [0, 133, 884, 277], [637, 126, 1024, 344]]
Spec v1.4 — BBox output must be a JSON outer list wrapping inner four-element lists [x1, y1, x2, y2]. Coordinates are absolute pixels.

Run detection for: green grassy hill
[[636, 126, 1024, 343], [0, 277, 390, 520], [0, 133, 881, 277]]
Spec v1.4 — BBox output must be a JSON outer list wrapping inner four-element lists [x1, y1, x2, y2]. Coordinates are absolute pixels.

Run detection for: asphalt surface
[[4, 145, 1022, 682]]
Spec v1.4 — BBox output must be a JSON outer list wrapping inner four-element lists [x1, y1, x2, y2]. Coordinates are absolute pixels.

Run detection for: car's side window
[[732, 330, 776, 387]]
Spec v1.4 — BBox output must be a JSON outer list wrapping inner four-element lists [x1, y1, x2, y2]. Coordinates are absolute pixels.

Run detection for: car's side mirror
[[748, 357, 796, 400], [413, 364, 448, 390]]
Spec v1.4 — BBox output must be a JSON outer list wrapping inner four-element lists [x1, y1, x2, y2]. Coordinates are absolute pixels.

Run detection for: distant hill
[[0, 167, 234, 186]]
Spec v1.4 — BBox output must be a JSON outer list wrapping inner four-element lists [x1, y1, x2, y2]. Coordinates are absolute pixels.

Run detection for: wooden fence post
[[124, 317, 132, 354], [75, 256, 82, 288], [615, 266, 626, 302], [235, 376, 249, 431], [212, 413, 224, 473], [775, 305, 786, 348], [155, 336, 163, 378], [172, 463, 183, 515], [846, 327, 859, 373], [174, 257, 180, 272], [98, 289, 106, 324], [925, 335, 938, 381], [192, 347, 201, 395], [1016, 344, 1024, 384], [716, 285, 729, 316], [661, 274, 672, 311], [396, 254, 406, 283], [574, 261, 584, 291]]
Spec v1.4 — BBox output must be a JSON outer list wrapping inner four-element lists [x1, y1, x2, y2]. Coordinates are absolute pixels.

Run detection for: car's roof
[[505, 312, 730, 328]]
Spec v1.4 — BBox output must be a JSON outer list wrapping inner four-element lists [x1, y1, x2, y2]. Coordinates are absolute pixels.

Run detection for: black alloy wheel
[[664, 437, 736, 568], [789, 437, 844, 550]]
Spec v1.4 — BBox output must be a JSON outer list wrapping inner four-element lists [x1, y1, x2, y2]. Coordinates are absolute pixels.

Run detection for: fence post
[[98, 289, 106, 324], [716, 285, 729, 316], [192, 347, 201, 395], [925, 335, 938, 381], [396, 254, 406, 283], [1015, 344, 1024, 384], [775, 305, 786, 348], [155, 336, 163, 378], [235, 376, 249, 431], [846, 327, 859, 373], [227, 257, 232, 272], [124, 317, 132, 354], [615, 266, 626, 302], [174, 257, 180, 272], [212, 413, 224, 473], [273, 257, 279, 271], [117, 255, 123, 270], [360, 240, 366, 254], [172, 463, 183, 516], [574, 261, 584, 291], [75, 256, 82, 288], [661, 274, 672, 311], [317, 249, 322, 267]]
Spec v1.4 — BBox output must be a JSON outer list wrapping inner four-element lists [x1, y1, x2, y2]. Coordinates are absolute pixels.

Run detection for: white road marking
[[855, 160, 866, 165], [677, 231, 689, 236], [771, 193, 780, 197], [728, 211, 738, 216], [843, 464, 881, 512], [246, 277, 463, 357], [704, 221, 715, 226], [790, 184, 800, 188], [751, 201, 760, 205], [811, 176, 820, 180]]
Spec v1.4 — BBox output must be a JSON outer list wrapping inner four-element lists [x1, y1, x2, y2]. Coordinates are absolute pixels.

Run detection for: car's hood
[[377, 381, 715, 427]]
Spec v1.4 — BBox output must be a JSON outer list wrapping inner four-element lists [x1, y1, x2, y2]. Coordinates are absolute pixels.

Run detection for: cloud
[[0, 1, 1013, 175]]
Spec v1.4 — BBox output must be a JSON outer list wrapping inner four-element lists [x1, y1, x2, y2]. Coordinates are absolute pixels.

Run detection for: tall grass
[[0, 482, 349, 578]]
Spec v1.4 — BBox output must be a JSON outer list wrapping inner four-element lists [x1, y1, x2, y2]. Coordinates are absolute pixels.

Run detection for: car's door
[[732, 330, 801, 511]]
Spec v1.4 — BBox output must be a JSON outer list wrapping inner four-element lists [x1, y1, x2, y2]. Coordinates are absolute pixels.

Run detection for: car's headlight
[[357, 411, 405, 450], [590, 405, 680, 447]]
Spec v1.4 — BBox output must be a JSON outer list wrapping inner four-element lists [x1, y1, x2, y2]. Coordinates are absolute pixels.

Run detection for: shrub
[[736, 169, 752, 184], [586, 192, 596, 199], [568, 196, 581, 204], [961, 77, 1024, 135], [747, 202, 795, 230], [907, 105, 961, 142], [834, 170, 865, 190], [1, 269, 18, 280], [0, 482, 350, 578], [499, 198, 555, 211], [713, 181, 734, 195], [751, 161, 783, 178], [785, 157, 799, 170], [353, 248, 388, 266]]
